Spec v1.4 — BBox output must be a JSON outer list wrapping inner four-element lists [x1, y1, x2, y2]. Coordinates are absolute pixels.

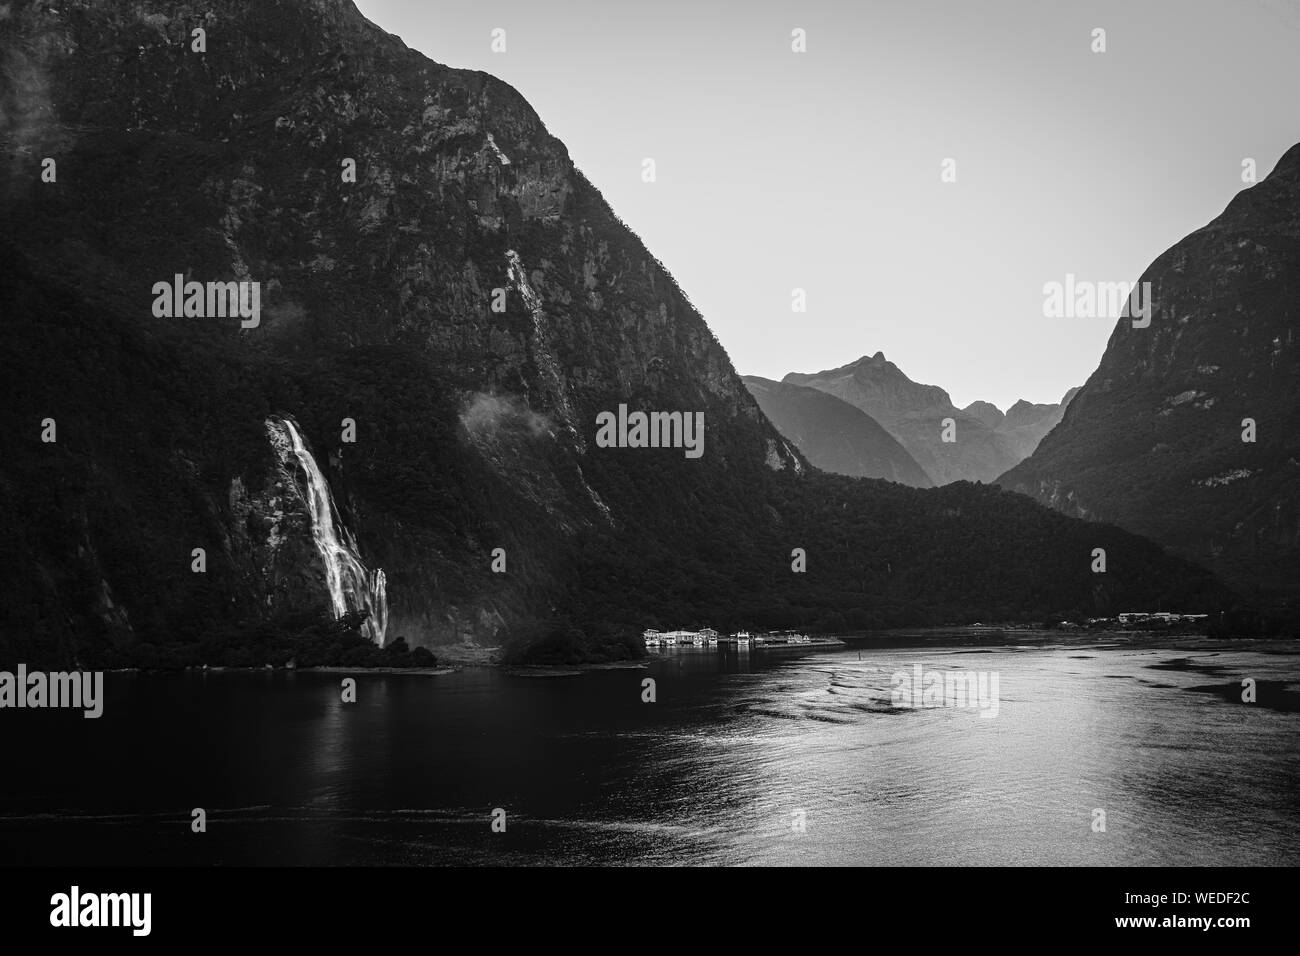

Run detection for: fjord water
[[1, 635, 1297, 866]]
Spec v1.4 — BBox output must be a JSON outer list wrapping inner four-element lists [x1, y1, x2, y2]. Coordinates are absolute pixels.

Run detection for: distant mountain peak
[[849, 350, 891, 369], [963, 400, 1005, 430], [781, 351, 1080, 484], [742, 376, 931, 487]]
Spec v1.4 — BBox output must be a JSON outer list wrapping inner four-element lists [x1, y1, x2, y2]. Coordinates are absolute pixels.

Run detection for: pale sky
[[354, 0, 1300, 410]]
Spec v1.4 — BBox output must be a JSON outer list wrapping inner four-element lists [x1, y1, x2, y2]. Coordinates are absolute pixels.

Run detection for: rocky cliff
[[0, 0, 1232, 666], [999, 145, 1300, 601]]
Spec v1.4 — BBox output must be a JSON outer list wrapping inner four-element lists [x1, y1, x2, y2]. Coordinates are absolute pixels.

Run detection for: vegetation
[[0, 242, 1239, 668], [0, 605, 438, 672], [0, 1, 1258, 669]]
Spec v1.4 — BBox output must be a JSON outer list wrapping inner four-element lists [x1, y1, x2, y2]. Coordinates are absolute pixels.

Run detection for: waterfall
[[267, 417, 389, 646]]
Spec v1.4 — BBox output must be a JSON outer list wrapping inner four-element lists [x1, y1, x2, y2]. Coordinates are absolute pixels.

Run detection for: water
[[1, 634, 1296, 866], [268, 417, 388, 645]]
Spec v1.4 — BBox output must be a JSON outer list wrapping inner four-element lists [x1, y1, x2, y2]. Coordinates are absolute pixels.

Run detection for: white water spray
[[267, 417, 388, 646]]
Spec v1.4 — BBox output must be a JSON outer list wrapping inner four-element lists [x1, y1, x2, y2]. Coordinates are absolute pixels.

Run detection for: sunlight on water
[[0, 636, 1296, 865]]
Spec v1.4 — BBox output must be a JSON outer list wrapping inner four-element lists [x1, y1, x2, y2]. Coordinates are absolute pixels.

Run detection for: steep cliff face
[[226, 434, 330, 621], [0, 0, 1233, 666], [743, 376, 931, 487], [0, 0, 797, 653], [999, 145, 1300, 600]]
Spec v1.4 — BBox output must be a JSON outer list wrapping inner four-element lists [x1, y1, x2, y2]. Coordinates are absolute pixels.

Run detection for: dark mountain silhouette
[[0, 0, 1231, 666], [742, 376, 931, 487], [999, 145, 1300, 602]]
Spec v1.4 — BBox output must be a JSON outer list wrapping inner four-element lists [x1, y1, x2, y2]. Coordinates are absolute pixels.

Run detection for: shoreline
[[85, 627, 1298, 678]]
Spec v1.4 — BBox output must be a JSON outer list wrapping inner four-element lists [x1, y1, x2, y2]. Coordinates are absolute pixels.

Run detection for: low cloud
[[459, 392, 552, 440]]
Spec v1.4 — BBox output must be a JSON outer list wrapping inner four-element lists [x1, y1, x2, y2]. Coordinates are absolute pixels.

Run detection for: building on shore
[[642, 628, 715, 646], [1117, 612, 1209, 626], [644, 628, 827, 647], [642, 627, 724, 646]]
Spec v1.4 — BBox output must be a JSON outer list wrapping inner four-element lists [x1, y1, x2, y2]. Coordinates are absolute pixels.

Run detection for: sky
[[353, 0, 1300, 410]]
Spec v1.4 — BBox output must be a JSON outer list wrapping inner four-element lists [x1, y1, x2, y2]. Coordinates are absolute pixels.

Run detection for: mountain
[[999, 145, 1300, 602], [0, 0, 1231, 667], [742, 377, 931, 487], [784, 352, 1072, 484], [962, 401, 1005, 431], [994, 387, 1081, 461]]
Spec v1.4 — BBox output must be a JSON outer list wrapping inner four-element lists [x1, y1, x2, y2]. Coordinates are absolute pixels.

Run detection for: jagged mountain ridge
[[742, 376, 932, 487], [998, 144, 1300, 601], [984, 387, 1081, 461], [785, 352, 1076, 484], [0, 0, 1231, 665]]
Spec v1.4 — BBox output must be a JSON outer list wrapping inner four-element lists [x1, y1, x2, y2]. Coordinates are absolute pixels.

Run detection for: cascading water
[[267, 417, 389, 646]]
